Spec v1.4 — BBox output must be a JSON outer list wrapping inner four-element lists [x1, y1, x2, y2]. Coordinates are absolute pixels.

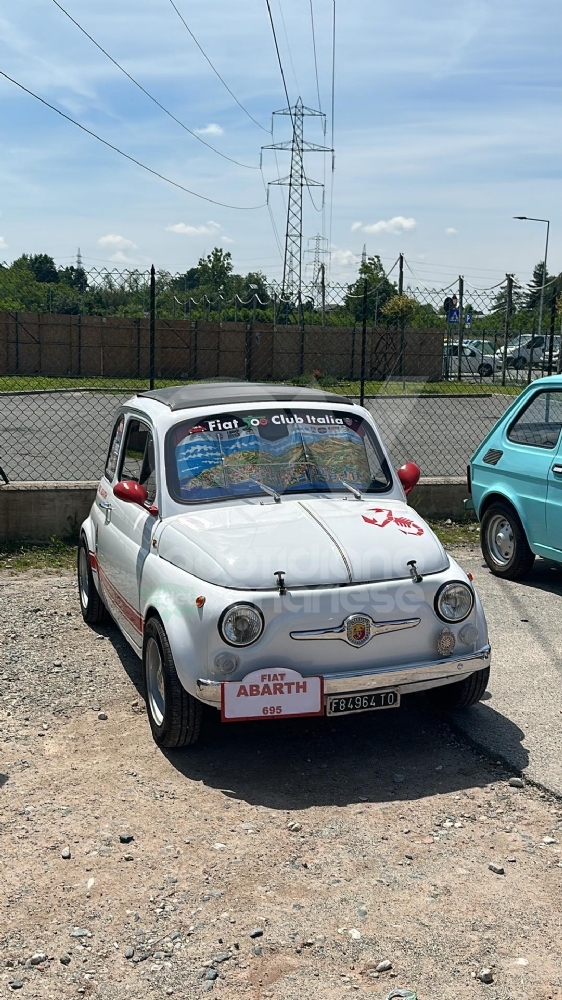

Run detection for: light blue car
[[468, 376, 562, 579]]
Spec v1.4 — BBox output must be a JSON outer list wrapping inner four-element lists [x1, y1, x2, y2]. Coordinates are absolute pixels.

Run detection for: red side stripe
[[97, 564, 143, 635], [89, 552, 99, 571]]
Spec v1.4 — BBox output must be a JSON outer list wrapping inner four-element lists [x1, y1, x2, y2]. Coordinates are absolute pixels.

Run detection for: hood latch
[[408, 560, 423, 583]]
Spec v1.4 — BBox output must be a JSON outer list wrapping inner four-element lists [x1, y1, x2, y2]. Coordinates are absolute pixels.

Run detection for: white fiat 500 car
[[78, 382, 491, 748]]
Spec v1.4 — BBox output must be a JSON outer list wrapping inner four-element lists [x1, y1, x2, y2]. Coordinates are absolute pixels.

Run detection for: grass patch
[[0, 537, 77, 573], [428, 519, 480, 547], [0, 375, 527, 397]]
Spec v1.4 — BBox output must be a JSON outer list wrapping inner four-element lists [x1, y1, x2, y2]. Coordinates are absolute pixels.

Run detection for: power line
[[264, 0, 293, 122], [0, 71, 266, 211], [167, 0, 269, 134], [50, 0, 258, 171], [309, 0, 322, 112], [276, 0, 300, 97], [328, 0, 336, 273]]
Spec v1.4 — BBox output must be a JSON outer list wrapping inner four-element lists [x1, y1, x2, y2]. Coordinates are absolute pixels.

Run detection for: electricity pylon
[[262, 98, 332, 302]]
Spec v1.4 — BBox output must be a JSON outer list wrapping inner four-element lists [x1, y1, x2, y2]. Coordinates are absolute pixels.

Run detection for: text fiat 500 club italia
[[78, 383, 491, 747]]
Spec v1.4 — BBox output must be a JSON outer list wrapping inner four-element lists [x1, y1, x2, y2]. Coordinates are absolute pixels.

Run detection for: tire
[[478, 363, 493, 378], [480, 501, 535, 580], [77, 536, 107, 625], [143, 617, 203, 749], [512, 356, 526, 371], [429, 667, 490, 711]]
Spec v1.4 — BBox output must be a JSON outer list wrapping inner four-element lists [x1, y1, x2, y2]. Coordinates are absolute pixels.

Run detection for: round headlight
[[219, 604, 264, 647], [435, 581, 474, 623]]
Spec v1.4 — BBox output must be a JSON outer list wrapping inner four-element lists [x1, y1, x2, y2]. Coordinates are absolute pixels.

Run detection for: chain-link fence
[[1, 262, 560, 483]]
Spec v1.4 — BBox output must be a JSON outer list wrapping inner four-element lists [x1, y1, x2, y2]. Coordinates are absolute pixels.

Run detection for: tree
[[526, 260, 555, 311], [491, 280, 525, 316], [21, 253, 59, 284], [345, 255, 396, 322], [59, 264, 88, 293], [197, 248, 234, 296], [381, 293, 419, 325]]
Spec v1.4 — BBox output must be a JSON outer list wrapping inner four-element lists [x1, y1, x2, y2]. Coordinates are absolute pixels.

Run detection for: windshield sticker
[[363, 508, 424, 537], [168, 409, 389, 501]]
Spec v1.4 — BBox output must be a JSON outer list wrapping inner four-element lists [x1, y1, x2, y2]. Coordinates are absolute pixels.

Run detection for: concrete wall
[[0, 312, 444, 382], [0, 482, 97, 542], [0, 478, 473, 542]]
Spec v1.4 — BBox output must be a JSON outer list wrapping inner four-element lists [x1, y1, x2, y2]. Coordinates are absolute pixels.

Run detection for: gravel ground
[[1, 571, 562, 1000]]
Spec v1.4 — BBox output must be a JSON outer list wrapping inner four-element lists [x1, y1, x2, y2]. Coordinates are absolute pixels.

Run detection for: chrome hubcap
[[78, 546, 89, 608], [486, 514, 515, 566], [146, 637, 165, 727]]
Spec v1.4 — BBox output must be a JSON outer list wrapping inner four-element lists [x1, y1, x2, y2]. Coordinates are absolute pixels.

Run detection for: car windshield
[[166, 407, 392, 503]]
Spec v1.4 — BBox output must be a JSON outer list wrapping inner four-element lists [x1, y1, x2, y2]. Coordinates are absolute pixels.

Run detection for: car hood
[[157, 497, 449, 589]]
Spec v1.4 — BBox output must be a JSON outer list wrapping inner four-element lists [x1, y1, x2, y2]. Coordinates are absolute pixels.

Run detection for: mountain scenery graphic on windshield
[[174, 423, 371, 499]]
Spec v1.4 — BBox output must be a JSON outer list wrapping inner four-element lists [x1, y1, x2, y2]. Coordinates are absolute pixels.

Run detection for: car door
[[505, 388, 562, 549], [91, 412, 125, 565], [543, 393, 562, 550], [96, 416, 158, 646]]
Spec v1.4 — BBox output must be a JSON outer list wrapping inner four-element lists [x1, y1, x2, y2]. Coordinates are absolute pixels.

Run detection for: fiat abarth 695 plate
[[78, 382, 491, 748]]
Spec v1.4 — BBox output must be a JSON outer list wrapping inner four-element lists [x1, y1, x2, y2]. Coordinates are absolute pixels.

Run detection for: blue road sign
[[448, 308, 460, 323], [465, 312, 472, 327]]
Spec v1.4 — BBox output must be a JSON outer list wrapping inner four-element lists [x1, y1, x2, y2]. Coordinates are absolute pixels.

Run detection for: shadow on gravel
[[0, 773, 8, 788], [97, 621, 529, 809], [164, 699, 528, 810], [451, 702, 529, 775]]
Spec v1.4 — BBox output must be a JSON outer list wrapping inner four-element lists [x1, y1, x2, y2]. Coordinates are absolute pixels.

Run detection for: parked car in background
[[495, 335, 561, 371], [443, 342, 499, 379], [78, 381, 491, 748], [468, 375, 562, 579]]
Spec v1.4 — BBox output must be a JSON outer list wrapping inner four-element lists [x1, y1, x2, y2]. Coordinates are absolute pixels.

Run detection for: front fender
[[140, 555, 222, 698]]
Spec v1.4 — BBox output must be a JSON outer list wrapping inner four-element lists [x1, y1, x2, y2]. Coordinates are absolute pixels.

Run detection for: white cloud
[[97, 234, 139, 250], [351, 222, 363, 232], [445, 227, 458, 235], [359, 217, 417, 235], [331, 249, 358, 267], [220, 235, 235, 244], [194, 124, 224, 136], [108, 251, 137, 264], [0, 236, 7, 251], [166, 221, 222, 237]]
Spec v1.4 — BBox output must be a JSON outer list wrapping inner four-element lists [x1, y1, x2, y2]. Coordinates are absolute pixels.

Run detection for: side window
[[120, 419, 157, 503], [507, 391, 562, 449], [105, 415, 125, 481]]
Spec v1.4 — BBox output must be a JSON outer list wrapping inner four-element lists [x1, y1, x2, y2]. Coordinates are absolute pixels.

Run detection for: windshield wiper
[[340, 479, 362, 500], [249, 479, 281, 503]]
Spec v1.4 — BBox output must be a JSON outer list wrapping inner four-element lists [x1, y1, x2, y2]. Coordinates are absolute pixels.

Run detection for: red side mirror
[[397, 462, 421, 496], [114, 480, 149, 506]]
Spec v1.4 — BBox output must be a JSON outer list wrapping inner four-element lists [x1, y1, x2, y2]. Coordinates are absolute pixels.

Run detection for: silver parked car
[[78, 382, 491, 747]]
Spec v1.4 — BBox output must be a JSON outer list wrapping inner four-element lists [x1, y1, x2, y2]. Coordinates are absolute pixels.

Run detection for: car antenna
[[340, 480, 362, 500], [274, 570, 287, 595]]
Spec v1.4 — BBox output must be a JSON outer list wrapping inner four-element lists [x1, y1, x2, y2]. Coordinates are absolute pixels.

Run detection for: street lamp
[[513, 216, 550, 340]]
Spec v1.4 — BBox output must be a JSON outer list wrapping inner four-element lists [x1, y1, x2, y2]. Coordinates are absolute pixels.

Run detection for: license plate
[[327, 690, 400, 716], [221, 668, 324, 722]]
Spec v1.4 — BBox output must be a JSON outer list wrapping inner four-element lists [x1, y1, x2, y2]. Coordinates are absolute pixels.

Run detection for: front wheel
[[478, 363, 493, 378], [77, 537, 107, 624], [143, 617, 203, 748], [428, 667, 490, 710], [480, 501, 535, 580]]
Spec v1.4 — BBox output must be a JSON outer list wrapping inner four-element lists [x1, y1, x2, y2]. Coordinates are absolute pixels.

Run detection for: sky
[[0, 0, 561, 290]]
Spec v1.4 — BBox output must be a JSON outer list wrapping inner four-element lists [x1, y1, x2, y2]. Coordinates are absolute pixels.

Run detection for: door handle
[[551, 465, 562, 475], [99, 500, 112, 524]]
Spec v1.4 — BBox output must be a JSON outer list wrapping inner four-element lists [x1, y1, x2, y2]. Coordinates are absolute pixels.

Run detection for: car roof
[[139, 381, 353, 411]]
